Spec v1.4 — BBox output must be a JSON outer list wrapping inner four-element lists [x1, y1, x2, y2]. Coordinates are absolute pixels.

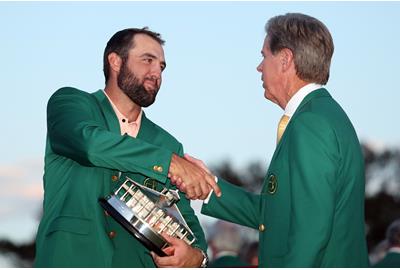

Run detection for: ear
[[108, 52, 122, 73], [279, 48, 294, 72]]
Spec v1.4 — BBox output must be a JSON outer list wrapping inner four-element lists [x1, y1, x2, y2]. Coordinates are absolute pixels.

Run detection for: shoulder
[[48, 87, 98, 107], [299, 90, 350, 125], [292, 91, 352, 137], [50, 87, 95, 100], [291, 111, 332, 136], [51, 86, 91, 97], [289, 111, 340, 161]]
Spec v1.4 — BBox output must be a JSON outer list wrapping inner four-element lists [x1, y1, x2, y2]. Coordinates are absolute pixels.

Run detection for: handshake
[[168, 154, 221, 200]]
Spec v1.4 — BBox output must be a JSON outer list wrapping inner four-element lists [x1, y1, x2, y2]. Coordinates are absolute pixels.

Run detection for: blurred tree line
[[1, 142, 399, 266]]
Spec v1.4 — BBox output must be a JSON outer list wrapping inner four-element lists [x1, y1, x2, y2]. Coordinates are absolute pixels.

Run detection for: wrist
[[194, 247, 209, 268]]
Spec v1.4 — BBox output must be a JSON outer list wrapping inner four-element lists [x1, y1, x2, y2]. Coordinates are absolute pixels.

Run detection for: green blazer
[[202, 88, 369, 267], [34, 87, 207, 267], [373, 252, 400, 268]]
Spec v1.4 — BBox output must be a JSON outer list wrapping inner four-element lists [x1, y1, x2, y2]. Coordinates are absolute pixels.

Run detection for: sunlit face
[[256, 37, 283, 106], [117, 34, 166, 107]]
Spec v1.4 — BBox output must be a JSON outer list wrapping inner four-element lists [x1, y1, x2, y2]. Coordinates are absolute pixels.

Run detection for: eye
[[160, 64, 166, 71], [143, 58, 153, 64]]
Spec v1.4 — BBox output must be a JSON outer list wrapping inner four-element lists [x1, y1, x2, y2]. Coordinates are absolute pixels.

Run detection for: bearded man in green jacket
[[176, 13, 370, 267], [34, 27, 219, 267]]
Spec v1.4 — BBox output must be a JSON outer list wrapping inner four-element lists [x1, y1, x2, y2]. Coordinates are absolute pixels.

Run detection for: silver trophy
[[99, 177, 196, 256]]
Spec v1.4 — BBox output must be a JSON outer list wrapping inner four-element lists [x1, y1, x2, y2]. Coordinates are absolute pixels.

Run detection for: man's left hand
[[151, 233, 204, 267]]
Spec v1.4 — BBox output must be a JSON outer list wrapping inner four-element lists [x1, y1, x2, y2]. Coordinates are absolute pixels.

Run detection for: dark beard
[[117, 62, 159, 107]]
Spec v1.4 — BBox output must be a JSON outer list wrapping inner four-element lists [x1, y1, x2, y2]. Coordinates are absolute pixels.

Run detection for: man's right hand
[[168, 154, 221, 200]]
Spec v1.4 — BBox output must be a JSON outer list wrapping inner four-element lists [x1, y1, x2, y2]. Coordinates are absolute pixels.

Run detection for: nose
[[256, 61, 263, 73], [151, 64, 162, 76], [149, 65, 162, 82]]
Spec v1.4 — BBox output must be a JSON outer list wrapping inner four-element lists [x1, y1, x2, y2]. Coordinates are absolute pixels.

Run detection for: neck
[[287, 79, 309, 101], [104, 82, 141, 122], [280, 78, 309, 109]]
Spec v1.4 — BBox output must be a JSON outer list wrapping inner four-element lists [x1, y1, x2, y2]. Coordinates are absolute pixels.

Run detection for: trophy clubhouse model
[[99, 177, 196, 256]]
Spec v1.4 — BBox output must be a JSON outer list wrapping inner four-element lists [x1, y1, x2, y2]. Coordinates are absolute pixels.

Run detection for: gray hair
[[265, 13, 334, 85], [386, 218, 400, 246], [208, 220, 243, 253]]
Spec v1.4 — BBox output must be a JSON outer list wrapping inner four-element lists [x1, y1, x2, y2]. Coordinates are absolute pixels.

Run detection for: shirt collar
[[103, 90, 143, 124], [388, 247, 400, 254], [284, 83, 322, 117]]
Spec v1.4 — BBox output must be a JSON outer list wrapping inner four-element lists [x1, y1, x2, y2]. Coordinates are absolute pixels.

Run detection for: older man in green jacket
[[180, 13, 370, 267], [35, 28, 216, 267]]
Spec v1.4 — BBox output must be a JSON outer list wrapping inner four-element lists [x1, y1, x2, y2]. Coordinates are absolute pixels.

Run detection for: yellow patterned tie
[[277, 115, 290, 144]]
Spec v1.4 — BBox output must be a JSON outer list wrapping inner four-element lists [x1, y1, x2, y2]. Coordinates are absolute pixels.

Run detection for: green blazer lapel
[[271, 88, 331, 159], [137, 112, 157, 142], [92, 90, 121, 134]]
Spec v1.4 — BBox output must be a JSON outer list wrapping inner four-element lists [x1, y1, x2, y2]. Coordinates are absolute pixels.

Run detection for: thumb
[[183, 153, 194, 161], [162, 233, 181, 246], [184, 153, 211, 174], [162, 246, 175, 256]]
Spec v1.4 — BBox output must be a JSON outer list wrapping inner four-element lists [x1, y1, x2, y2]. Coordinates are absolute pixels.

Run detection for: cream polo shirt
[[104, 90, 143, 138]]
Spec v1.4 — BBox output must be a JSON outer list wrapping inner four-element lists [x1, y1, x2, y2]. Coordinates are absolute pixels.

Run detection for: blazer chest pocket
[[46, 215, 91, 236]]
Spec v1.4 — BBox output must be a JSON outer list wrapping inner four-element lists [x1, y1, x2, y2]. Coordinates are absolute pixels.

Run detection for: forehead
[[130, 34, 165, 59], [262, 36, 270, 52]]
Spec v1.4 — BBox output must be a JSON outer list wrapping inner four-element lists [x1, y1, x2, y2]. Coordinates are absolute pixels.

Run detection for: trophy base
[[99, 197, 168, 257]]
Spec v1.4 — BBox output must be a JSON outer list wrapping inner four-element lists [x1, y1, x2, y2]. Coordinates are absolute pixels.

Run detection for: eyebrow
[[141, 53, 167, 69]]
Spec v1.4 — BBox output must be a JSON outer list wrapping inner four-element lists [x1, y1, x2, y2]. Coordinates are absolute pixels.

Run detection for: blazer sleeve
[[47, 87, 173, 182], [284, 112, 339, 267], [201, 178, 261, 230]]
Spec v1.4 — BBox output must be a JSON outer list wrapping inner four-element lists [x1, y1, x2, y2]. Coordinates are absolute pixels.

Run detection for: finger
[[191, 185, 201, 200], [162, 246, 175, 256], [175, 182, 186, 193], [199, 180, 211, 200], [179, 182, 187, 193], [151, 245, 179, 267], [194, 183, 203, 200], [151, 252, 163, 267], [175, 178, 183, 186], [152, 255, 176, 268], [185, 188, 195, 200], [185, 187, 197, 200], [170, 175, 183, 187], [206, 175, 222, 197], [162, 234, 186, 251], [150, 251, 156, 260]]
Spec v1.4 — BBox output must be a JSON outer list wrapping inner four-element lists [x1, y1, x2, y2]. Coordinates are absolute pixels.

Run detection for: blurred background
[[1, 1, 400, 267]]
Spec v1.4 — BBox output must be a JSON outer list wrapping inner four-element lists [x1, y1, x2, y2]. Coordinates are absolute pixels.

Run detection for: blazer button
[[259, 224, 266, 232], [108, 231, 116, 239], [153, 165, 163, 173], [111, 175, 118, 181]]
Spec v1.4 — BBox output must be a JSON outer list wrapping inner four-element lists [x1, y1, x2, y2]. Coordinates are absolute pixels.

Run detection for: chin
[[264, 90, 270, 100]]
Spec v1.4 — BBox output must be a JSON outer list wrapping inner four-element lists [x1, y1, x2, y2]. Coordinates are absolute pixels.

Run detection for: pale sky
[[1, 1, 400, 247]]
